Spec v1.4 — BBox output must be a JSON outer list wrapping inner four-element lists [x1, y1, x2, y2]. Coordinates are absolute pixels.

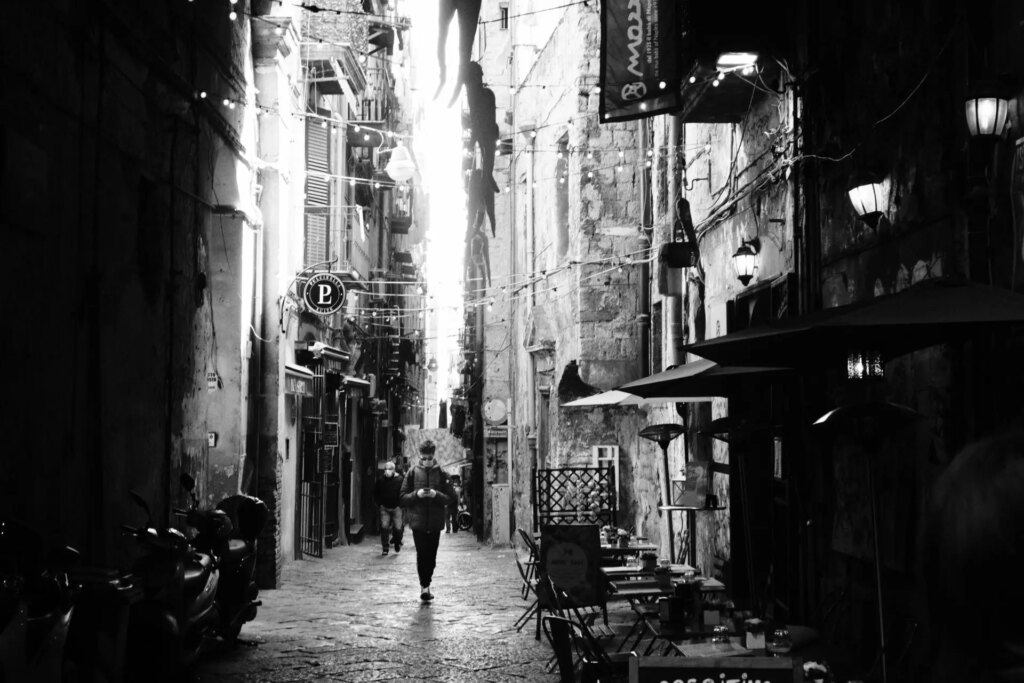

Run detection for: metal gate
[[533, 467, 617, 529], [299, 480, 324, 558]]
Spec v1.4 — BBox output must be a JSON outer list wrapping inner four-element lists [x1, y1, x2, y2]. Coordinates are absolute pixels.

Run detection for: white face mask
[[384, 467, 396, 477]]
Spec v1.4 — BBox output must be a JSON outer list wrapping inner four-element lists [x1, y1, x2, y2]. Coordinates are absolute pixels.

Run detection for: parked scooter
[[122, 486, 223, 681], [174, 474, 267, 642], [0, 518, 80, 683]]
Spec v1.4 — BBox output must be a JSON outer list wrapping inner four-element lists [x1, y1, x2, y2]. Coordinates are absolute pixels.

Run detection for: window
[[499, 3, 509, 30], [592, 445, 620, 509]]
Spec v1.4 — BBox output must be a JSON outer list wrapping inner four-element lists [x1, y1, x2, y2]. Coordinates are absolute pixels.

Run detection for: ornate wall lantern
[[846, 349, 884, 380], [847, 173, 888, 229], [732, 239, 759, 286], [964, 95, 1009, 138]]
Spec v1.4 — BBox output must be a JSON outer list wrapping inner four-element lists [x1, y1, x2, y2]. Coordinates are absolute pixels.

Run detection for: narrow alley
[[196, 534, 557, 683]]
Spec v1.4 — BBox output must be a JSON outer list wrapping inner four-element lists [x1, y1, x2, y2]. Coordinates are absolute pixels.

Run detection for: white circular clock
[[482, 398, 507, 425]]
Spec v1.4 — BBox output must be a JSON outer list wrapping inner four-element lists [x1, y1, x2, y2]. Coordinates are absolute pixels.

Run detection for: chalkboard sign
[[540, 523, 602, 608], [628, 655, 801, 683]]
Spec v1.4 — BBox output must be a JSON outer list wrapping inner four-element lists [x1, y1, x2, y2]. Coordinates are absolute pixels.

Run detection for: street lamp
[[732, 239, 759, 286], [426, 357, 438, 372], [848, 173, 888, 229], [965, 95, 1009, 138]]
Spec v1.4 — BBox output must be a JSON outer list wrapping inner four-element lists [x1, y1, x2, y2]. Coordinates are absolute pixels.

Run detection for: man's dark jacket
[[373, 473, 403, 508], [399, 465, 456, 532]]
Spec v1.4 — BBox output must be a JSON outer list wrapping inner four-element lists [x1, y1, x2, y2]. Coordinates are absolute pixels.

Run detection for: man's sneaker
[[420, 586, 433, 601], [393, 543, 401, 553], [381, 548, 389, 556]]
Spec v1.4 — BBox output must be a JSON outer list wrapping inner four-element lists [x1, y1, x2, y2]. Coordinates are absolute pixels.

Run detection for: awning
[[686, 278, 1024, 368], [284, 363, 315, 396], [618, 359, 790, 398], [562, 389, 715, 407], [342, 375, 370, 388]]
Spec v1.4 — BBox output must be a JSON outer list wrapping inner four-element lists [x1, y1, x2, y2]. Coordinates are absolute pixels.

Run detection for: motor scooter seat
[[223, 539, 251, 563], [183, 552, 214, 597]]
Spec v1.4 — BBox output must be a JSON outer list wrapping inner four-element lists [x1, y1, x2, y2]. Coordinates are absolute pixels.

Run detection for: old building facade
[[465, 0, 1024, 674]]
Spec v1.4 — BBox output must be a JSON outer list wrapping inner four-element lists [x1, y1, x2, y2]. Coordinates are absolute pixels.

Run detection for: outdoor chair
[[543, 615, 632, 683], [545, 575, 615, 641], [517, 527, 540, 599], [513, 550, 541, 636], [542, 614, 579, 683]]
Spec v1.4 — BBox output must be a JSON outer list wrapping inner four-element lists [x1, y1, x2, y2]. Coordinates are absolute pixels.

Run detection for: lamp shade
[[964, 97, 1009, 137], [846, 349, 883, 380], [384, 144, 417, 182], [847, 180, 886, 227], [732, 243, 758, 286]]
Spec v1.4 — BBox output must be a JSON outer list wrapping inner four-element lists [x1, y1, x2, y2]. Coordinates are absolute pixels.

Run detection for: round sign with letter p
[[302, 272, 347, 316]]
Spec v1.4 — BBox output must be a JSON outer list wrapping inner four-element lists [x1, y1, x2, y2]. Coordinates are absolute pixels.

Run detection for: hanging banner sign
[[599, 0, 684, 123]]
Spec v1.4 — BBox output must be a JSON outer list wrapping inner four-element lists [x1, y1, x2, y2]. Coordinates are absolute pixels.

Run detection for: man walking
[[400, 440, 457, 601], [373, 461, 404, 556]]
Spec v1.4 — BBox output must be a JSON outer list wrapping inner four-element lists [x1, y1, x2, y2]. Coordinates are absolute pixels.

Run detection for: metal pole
[[660, 442, 674, 562], [866, 456, 888, 683]]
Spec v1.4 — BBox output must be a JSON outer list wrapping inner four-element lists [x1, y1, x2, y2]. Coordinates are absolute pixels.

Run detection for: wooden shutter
[[304, 118, 331, 267]]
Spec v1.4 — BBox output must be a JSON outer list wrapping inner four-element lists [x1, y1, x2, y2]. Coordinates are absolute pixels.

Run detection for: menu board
[[539, 524, 602, 608], [628, 655, 801, 683]]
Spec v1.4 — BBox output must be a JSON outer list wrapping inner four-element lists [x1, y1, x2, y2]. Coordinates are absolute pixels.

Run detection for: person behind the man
[[400, 440, 456, 601], [372, 460, 404, 556], [446, 475, 464, 533]]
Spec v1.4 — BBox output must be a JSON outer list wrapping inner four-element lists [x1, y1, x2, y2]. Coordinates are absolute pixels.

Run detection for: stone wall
[[0, 1, 253, 564]]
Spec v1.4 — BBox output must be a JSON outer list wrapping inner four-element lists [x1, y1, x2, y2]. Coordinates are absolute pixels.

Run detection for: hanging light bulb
[[385, 144, 417, 182]]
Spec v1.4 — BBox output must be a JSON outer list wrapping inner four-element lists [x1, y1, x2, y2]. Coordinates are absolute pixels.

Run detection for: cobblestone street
[[195, 532, 558, 682]]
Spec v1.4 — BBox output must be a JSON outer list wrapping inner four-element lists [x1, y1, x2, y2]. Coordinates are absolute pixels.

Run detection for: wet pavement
[[195, 531, 559, 682]]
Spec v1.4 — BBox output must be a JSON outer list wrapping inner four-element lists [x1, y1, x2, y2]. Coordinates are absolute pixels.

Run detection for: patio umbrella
[[812, 400, 924, 683], [561, 389, 715, 407], [686, 277, 1024, 368], [618, 358, 791, 398]]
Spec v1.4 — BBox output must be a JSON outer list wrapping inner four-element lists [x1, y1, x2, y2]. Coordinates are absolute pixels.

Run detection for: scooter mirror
[[128, 490, 152, 526]]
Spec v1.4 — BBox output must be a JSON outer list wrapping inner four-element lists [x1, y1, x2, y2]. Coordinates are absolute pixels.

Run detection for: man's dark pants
[[412, 529, 441, 587]]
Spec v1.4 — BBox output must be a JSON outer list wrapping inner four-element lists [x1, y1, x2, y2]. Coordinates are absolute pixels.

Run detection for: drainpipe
[[665, 117, 684, 367], [638, 119, 651, 377]]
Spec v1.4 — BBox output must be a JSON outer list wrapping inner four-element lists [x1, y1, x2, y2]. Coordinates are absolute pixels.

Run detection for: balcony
[[301, 43, 366, 103]]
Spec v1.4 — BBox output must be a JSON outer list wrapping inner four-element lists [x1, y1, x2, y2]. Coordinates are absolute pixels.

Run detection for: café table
[[673, 635, 750, 658], [599, 563, 696, 580], [599, 541, 659, 567], [642, 619, 743, 657]]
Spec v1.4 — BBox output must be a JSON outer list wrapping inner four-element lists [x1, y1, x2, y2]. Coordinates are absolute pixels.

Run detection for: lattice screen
[[533, 467, 617, 529]]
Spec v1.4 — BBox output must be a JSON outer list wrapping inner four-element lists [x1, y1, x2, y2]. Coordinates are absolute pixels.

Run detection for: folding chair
[[546, 575, 615, 642], [517, 527, 539, 599], [513, 551, 540, 635], [542, 615, 577, 683], [543, 615, 633, 683]]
